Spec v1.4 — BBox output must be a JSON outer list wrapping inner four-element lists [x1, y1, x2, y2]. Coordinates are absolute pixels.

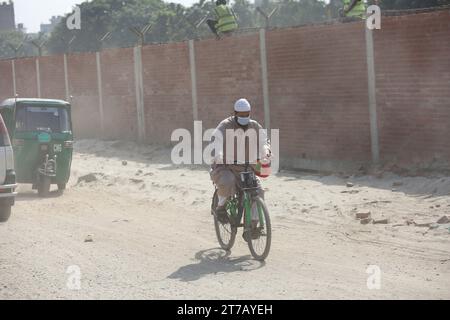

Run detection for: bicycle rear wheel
[[247, 196, 272, 261], [212, 190, 237, 251]]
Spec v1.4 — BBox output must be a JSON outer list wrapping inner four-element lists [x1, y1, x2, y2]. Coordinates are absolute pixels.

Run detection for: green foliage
[[257, 0, 328, 27], [0, 30, 36, 59], [1, 0, 449, 58]]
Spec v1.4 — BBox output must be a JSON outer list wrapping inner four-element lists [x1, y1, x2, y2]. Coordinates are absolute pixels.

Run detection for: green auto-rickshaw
[[0, 98, 73, 197]]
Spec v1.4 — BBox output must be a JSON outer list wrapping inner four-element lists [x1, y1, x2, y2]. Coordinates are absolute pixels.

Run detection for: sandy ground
[[0, 139, 449, 300]]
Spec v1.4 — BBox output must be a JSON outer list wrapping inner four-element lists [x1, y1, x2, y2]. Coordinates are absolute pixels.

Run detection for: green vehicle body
[[0, 98, 73, 187], [226, 193, 265, 229]]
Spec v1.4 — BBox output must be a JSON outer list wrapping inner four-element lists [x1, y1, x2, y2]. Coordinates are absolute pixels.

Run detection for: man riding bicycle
[[210, 98, 272, 225]]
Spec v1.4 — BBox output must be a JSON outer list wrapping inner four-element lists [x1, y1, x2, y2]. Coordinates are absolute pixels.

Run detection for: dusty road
[[1, 140, 449, 299]]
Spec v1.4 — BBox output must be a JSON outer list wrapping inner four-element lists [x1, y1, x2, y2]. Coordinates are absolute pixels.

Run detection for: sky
[[13, 0, 198, 33]]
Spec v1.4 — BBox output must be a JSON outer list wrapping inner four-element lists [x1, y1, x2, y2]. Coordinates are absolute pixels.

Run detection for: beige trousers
[[210, 164, 264, 199]]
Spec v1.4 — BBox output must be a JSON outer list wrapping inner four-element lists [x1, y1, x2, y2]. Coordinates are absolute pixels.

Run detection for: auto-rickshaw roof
[[0, 98, 70, 110]]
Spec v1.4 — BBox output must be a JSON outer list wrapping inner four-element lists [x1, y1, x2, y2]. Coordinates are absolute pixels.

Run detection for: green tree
[[46, 0, 177, 53], [0, 30, 35, 59], [256, 0, 328, 28], [45, 0, 334, 53], [16, 0, 450, 58], [232, 0, 256, 29]]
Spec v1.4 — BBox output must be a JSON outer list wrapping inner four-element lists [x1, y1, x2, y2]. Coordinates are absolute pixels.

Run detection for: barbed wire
[[381, 4, 450, 16], [1, 4, 449, 60]]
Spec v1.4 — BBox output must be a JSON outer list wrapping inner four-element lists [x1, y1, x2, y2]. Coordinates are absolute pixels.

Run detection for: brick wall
[[66, 52, 100, 139], [267, 22, 372, 165], [142, 42, 192, 144], [39, 55, 66, 100], [374, 10, 450, 166], [14, 58, 38, 98], [101, 47, 137, 141], [195, 33, 264, 131]]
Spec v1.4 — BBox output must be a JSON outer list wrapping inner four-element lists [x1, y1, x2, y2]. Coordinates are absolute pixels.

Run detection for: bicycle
[[211, 163, 272, 261]]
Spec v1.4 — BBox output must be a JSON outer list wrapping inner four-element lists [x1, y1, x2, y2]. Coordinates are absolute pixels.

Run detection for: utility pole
[[256, 6, 279, 29], [99, 31, 112, 51], [31, 39, 47, 57], [8, 43, 23, 58], [8, 35, 27, 58], [129, 24, 152, 47], [68, 35, 76, 53]]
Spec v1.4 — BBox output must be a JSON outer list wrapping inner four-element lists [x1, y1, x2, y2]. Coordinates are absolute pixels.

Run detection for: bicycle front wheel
[[247, 196, 272, 261]]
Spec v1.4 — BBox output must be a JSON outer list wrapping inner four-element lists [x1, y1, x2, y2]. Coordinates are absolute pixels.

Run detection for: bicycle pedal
[[242, 231, 250, 242]]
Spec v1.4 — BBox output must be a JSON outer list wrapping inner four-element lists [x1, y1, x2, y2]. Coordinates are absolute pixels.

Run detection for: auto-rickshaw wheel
[[0, 202, 11, 222], [57, 183, 66, 191], [38, 176, 51, 197]]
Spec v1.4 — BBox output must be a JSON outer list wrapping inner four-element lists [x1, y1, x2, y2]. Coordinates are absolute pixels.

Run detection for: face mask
[[237, 116, 250, 126]]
